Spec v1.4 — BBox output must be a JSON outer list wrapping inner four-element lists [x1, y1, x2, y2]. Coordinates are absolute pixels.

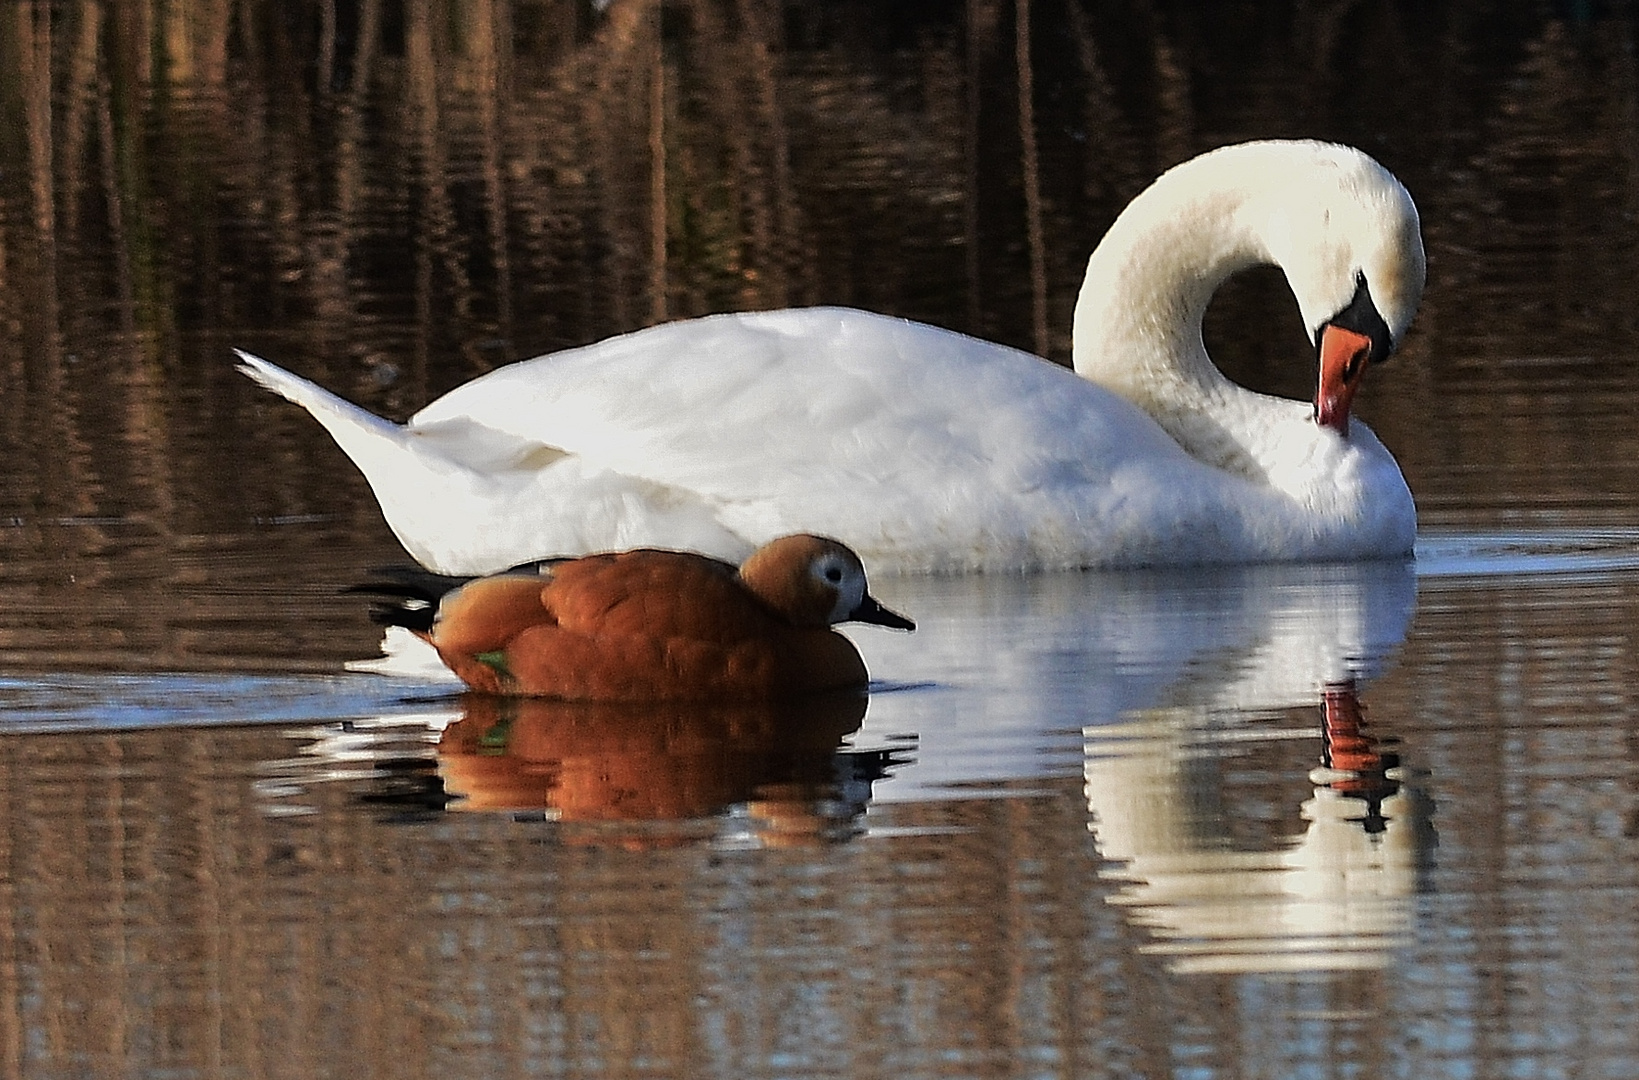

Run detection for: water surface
[[3, 3, 1639, 1078]]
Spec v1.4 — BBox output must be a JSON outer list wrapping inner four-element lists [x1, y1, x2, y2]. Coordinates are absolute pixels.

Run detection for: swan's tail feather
[[235, 349, 744, 575], [235, 350, 408, 454], [235, 349, 485, 569]]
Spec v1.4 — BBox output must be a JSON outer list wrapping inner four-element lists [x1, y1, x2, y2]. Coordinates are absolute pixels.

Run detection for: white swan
[[238, 140, 1424, 575]]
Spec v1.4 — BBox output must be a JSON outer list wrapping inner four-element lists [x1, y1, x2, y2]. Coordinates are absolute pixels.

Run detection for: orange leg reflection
[[1320, 680, 1401, 833]]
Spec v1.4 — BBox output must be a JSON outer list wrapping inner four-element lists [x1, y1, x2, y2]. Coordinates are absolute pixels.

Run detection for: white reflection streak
[[254, 711, 458, 815]]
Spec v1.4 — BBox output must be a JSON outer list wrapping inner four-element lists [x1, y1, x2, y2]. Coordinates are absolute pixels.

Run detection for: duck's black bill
[[849, 594, 916, 631]]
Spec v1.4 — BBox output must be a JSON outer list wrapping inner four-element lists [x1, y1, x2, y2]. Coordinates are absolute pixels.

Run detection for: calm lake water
[[4, 2, 1639, 1078]]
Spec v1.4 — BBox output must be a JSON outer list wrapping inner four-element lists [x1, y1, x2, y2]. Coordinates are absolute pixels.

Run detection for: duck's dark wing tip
[[343, 567, 473, 633]]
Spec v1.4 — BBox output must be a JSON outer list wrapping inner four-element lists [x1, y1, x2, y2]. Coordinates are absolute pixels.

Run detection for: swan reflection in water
[[1084, 679, 1431, 975], [849, 558, 1431, 974], [357, 691, 907, 847], [1074, 581, 1431, 976]]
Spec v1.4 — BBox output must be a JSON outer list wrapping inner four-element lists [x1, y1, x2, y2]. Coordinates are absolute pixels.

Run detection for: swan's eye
[[1331, 274, 1394, 364]]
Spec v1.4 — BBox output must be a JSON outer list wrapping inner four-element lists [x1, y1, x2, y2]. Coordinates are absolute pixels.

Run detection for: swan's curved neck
[[1070, 170, 1272, 412]]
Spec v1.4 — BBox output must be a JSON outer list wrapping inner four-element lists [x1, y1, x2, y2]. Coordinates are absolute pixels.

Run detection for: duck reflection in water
[[362, 691, 908, 847], [1083, 679, 1433, 975]]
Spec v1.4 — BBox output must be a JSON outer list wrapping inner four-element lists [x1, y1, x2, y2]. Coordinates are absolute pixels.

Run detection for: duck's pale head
[[738, 535, 915, 631]]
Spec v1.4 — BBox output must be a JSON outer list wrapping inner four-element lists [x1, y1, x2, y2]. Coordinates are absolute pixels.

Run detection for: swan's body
[[239, 140, 1423, 575]]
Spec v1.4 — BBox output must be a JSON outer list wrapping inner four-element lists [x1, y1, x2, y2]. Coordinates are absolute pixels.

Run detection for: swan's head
[[1253, 142, 1426, 435]]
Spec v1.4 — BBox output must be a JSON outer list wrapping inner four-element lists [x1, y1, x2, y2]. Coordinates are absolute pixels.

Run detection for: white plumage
[[239, 140, 1423, 575]]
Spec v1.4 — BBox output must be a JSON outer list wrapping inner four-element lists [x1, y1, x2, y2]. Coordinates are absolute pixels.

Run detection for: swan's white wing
[[407, 308, 1203, 569], [414, 308, 1175, 487]]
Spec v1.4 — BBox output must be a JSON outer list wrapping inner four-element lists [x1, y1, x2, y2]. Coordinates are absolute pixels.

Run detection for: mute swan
[[238, 139, 1423, 575]]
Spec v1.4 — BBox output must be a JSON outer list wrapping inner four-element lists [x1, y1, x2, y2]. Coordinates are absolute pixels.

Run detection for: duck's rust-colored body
[[357, 535, 913, 702]]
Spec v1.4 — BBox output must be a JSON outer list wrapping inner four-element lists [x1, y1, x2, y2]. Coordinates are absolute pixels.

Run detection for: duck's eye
[[824, 565, 843, 583]]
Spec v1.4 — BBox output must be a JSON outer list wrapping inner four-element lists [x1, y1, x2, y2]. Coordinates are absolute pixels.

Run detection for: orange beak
[[1314, 324, 1375, 436]]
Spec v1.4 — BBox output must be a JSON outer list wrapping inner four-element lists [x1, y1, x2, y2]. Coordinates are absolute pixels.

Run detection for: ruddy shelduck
[[353, 534, 914, 701]]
